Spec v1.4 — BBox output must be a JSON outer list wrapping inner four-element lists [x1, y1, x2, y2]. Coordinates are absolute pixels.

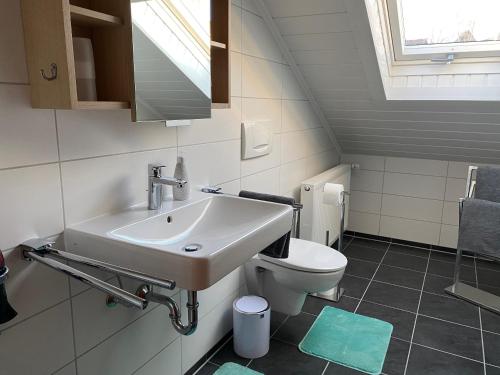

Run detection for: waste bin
[[233, 295, 270, 358]]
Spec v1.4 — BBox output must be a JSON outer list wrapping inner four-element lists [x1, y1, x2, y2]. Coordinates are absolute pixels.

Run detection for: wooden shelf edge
[[211, 102, 230, 109], [70, 5, 122, 27], [211, 40, 227, 49], [76, 101, 130, 110]]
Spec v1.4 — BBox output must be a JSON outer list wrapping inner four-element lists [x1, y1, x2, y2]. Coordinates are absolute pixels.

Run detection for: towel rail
[[445, 165, 500, 315]]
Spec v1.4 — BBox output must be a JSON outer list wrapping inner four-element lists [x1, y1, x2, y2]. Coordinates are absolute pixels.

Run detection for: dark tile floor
[[194, 235, 500, 375]]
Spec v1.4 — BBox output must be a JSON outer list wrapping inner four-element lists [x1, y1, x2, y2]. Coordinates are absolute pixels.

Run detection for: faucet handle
[[148, 164, 165, 178]]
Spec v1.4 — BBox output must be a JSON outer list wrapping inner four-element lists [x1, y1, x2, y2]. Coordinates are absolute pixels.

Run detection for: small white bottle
[[173, 157, 189, 201]]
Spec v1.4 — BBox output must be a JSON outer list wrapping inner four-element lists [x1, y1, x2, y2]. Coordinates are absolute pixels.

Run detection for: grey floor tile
[[477, 257, 500, 272], [249, 339, 327, 375], [342, 275, 371, 299], [302, 295, 359, 315], [423, 274, 475, 297], [345, 258, 379, 279], [374, 265, 424, 290], [382, 252, 428, 272], [273, 313, 315, 345], [388, 243, 429, 259], [487, 365, 500, 375], [356, 301, 416, 341], [419, 292, 480, 328], [195, 362, 219, 375], [210, 339, 250, 366], [270, 311, 288, 334], [323, 362, 365, 374], [430, 250, 475, 266], [427, 260, 476, 282], [363, 281, 421, 313], [412, 316, 483, 361], [482, 308, 500, 335], [406, 345, 484, 375], [477, 268, 500, 288], [382, 338, 410, 375], [484, 331, 500, 367], [348, 238, 390, 252], [344, 244, 386, 263]]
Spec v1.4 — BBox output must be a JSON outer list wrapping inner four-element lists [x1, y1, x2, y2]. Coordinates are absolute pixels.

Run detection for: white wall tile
[[53, 362, 77, 375], [380, 216, 441, 245], [282, 66, 306, 100], [0, 85, 58, 169], [0, 302, 74, 375], [349, 191, 381, 214], [282, 100, 319, 132], [439, 224, 458, 248], [279, 158, 308, 196], [61, 148, 177, 225], [241, 167, 280, 194], [385, 157, 448, 176], [347, 211, 380, 235], [231, 52, 242, 97], [77, 299, 180, 375], [444, 178, 466, 202], [57, 110, 176, 161], [178, 97, 241, 146], [447, 162, 472, 179], [179, 140, 241, 189], [181, 267, 243, 319], [383, 173, 446, 200], [242, 55, 282, 99], [341, 154, 385, 171], [216, 179, 241, 195], [381, 195, 443, 223], [3, 247, 69, 329], [350, 170, 384, 193], [0, 0, 28, 83], [231, 3, 242, 52], [72, 279, 155, 355], [134, 338, 182, 375], [242, 8, 282, 63], [0, 164, 64, 250], [442, 201, 459, 225], [242, 98, 282, 133], [181, 292, 236, 372]]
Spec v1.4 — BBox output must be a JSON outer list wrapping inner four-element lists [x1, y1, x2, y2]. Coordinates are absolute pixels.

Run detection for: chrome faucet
[[148, 164, 187, 210]]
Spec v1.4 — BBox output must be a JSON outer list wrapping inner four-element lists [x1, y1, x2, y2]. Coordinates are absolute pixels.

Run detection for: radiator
[[299, 164, 351, 247]]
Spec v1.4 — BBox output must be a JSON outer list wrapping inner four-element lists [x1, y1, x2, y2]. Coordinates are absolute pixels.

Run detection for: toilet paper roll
[[323, 183, 344, 206]]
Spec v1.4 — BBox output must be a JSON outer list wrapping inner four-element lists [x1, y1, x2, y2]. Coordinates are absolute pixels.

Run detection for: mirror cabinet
[[20, 0, 230, 122]]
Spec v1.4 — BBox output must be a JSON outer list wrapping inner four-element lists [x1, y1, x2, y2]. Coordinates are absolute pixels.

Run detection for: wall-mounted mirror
[[130, 0, 211, 122]]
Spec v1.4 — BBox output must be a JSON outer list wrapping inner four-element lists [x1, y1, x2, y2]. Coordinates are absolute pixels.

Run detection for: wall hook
[[40, 63, 57, 81]]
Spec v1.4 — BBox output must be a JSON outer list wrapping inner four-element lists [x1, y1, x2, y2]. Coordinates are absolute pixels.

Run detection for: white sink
[[64, 194, 293, 290]]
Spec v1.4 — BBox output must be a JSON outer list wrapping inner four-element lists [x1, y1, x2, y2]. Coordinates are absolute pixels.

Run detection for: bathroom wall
[[342, 153, 476, 249], [0, 1, 339, 374]]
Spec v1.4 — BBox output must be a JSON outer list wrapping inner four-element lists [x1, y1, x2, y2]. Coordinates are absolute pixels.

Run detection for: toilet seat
[[258, 238, 347, 273]]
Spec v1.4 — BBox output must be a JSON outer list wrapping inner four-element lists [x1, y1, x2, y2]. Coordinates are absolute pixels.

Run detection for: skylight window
[[386, 0, 500, 62]]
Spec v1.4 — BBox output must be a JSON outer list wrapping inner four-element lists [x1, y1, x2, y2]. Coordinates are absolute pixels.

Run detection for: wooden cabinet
[[20, 0, 231, 115]]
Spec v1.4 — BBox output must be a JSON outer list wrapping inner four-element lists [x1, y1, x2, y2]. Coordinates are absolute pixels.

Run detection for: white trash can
[[233, 295, 270, 358]]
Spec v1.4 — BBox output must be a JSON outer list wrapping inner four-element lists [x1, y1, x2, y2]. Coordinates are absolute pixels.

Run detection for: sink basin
[[64, 194, 293, 290]]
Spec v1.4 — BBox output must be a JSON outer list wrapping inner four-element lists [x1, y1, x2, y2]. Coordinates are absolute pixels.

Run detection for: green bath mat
[[299, 306, 393, 375], [214, 363, 263, 375]]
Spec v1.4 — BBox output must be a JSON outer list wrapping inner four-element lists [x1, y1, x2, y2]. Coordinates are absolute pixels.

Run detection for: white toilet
[[245, 237, 348, 316]]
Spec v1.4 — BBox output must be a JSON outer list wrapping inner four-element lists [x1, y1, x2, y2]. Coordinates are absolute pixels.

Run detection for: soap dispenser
[[173, 157, 189, 201]]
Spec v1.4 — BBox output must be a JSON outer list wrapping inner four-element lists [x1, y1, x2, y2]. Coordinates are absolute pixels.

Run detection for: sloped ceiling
[[263, 0, 500, 164]]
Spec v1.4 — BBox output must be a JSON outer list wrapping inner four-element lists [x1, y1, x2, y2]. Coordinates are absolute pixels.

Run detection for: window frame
[[385, 0, 500, 62]]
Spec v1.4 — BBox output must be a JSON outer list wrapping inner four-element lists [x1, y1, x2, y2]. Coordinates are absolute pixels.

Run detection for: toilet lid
[[259, 238, 347, 273]]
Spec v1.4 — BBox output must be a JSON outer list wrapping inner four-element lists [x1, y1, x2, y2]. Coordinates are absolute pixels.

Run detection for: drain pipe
[[137, 285, 199, 336]]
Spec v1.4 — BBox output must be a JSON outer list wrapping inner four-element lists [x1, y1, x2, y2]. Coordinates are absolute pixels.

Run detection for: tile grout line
[[353, 239, 392, 313], [403, 248, 431, 375]]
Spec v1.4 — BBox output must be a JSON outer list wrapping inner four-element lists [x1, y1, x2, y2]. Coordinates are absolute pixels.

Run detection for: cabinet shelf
[[76, 101, 130, 110], [70, 5, 122, 27]]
